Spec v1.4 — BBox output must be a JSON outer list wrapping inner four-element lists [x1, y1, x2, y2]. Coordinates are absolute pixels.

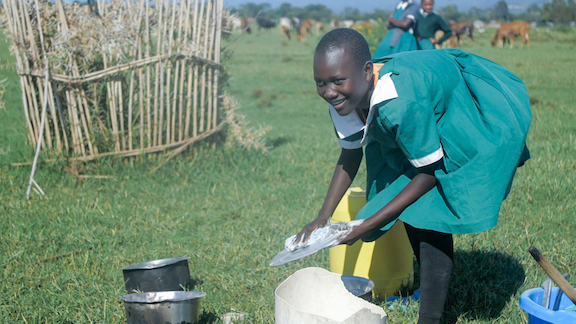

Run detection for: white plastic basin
[[275, 267, 387, 324]]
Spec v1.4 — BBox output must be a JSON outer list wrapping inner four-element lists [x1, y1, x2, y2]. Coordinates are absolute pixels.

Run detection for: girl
[[417, 0, 452, 50], [373, 0, 420, 61], [296, 29, 531, 324]]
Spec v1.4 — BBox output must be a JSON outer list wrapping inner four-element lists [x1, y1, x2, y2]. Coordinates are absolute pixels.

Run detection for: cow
[[291, 17, 300, 30], [228, 16, 251, 34], [257, 18, 276, 31], [279, 17, 292, 40], [449, 21, 474, 47], [241, 17, 252, 34], [491, 21, 530, 49], [297, 19, 312, 42], [434, 30, 450, 48], [315, 21, 325, 33], [330, 18, 340, 29], [340, 20, 355, 28]]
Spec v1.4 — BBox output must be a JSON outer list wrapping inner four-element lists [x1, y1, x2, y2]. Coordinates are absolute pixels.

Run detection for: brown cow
[[241, 17, 251, 34], [491, 21, 530, 49], [434, 30, 450, 48], [297, 19, 312, 42], [315, 21, 325, 33], [449, 21, 474, 47]]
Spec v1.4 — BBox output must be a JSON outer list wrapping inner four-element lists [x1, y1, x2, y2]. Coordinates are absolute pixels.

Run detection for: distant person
[[373, 0, 419, 62], [295, 28, 532, 324], [416, 0, 452, 50]]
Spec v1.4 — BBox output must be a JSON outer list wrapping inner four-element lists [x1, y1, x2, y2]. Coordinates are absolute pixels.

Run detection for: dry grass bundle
[[1, 0, 227, 161], [221, 94, 270, 153], [0, 77, 6, 110]]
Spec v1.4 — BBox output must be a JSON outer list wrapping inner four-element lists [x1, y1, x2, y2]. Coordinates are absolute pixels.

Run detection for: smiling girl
[[295, 28, 531, 324]]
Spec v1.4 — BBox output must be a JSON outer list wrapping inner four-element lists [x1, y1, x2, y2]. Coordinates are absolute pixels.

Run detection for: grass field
[[1, 24, 576, 323]]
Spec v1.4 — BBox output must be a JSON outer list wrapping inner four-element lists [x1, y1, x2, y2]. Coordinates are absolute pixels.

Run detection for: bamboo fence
[[2, 0, 225, 161]]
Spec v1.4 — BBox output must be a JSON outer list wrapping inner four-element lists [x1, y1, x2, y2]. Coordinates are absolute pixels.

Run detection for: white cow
[[279, 17, 292, 40], [341, 20, 354, 28]]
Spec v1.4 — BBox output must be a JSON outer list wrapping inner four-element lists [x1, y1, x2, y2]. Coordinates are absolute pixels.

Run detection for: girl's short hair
[[315, 28, 372, 68]]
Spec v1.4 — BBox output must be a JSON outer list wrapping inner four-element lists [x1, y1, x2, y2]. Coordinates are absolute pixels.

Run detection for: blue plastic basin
[[519, 287, 576, 323]]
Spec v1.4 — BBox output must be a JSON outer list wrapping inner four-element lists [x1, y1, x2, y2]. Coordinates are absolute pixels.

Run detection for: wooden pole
[[137, 0, 146, 150], [65, 90, 82, 155], [22, 77, 39, 147], [118, 76, 126, 151], [79, 89, 97, 155], [183, 0, 197, 139], [158, 32, 166, 144], [529, 246, 576, 305], [166, 0, 177, 144], [128, 69, 136, 151], [176, 0, 189, 142], [193, 0, 204, 137], [76, 91, 93, 157], [213, 0, 223, 128], [153, 0, 164, 146], [52, 80, 70, 151], [205, 0, 215, 131], [199, 0, 211, 133], [145, 0, 152, 148], [20, 0, 44, 148], [46, 73, 62, 151], [3, 0, 36, 147]]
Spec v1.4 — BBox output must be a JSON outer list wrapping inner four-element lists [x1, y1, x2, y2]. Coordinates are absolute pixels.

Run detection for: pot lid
[[121, 257, 190, 271]]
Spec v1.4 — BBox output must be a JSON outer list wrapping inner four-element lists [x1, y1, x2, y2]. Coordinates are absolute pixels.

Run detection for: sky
[[223, 0, 549, 14]]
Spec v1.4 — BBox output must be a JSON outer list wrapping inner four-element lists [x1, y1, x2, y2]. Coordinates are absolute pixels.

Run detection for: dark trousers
[[404, 223, 454, 324]]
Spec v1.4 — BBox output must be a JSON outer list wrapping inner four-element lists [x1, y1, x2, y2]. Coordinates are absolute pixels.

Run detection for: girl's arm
[[437, 18, 453, 44], [388, 17, 414, 31], [295, 147, 363, 245], [341, 163, 439, 245]]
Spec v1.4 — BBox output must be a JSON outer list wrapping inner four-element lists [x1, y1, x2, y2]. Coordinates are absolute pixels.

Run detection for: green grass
[[1, 25, 576, 323]]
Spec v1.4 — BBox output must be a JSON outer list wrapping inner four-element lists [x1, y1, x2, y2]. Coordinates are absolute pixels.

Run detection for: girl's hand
[[293, 218, 330, 247], [429, 38, 438, 44], [340, 222, 371, 246]]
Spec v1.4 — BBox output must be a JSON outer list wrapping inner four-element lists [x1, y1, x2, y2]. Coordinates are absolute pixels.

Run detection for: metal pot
[[120, 291, 206, 324], [122, 257, 191, 293]]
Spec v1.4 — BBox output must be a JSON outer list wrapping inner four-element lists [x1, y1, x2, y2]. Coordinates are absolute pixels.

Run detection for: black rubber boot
[[417, 241, 453, 324]]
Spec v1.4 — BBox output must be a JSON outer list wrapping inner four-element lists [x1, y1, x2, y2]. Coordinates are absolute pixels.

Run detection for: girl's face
[[421, 0, 434, 14], [313, 48, 372, 116]]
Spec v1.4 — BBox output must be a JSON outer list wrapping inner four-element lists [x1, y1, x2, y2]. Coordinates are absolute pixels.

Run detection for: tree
[[568, 0, 576, 22], [494, 0, 510, 21], [369, 9, 393, 21], [467, 7, 491, 21], [299, 4, 332, 21], [522, 4, 542, 23], [237, 2, 272, 18], [341, 7, 362, 21], [277, 3, 292, 18], [438, 5, 461, 22], [542, 0, 568, 24]]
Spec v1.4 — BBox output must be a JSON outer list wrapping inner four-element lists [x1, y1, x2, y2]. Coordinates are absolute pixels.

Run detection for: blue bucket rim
[[519, 287, 576, 323]]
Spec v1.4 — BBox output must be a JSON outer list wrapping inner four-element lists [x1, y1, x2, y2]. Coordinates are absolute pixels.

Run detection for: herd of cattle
[[223, 15, 532, 49]]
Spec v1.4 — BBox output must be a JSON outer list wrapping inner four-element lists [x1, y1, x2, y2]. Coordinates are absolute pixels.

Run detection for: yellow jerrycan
[[329, 187, 414, 299]]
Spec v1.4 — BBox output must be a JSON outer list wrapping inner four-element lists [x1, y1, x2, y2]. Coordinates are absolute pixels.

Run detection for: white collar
[[329, 73, 399, 145], [420, 8, 431, 17], [397, 0, 412, 10]]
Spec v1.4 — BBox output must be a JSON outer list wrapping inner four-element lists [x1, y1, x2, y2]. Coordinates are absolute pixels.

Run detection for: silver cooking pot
[[120, 291, 206, 324], [122, 257, 191, 292]]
